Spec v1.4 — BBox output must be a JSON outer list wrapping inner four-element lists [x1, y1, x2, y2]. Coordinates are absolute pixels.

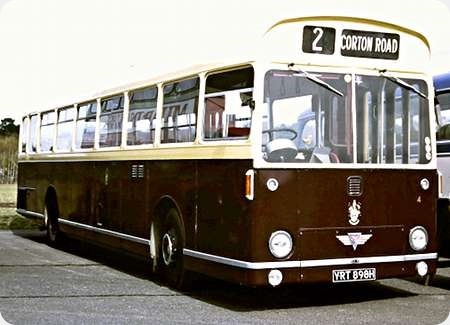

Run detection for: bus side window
[[100, 95, 124, 147], [436, 92, 450, 140], [127, 86, 157, 145], [21, 117, 29, 153], [40, 111, 56, 152], [161, 77, 199, 144], [28, 114, 38, 153], [204, 67, 254, 140], [56, 107, 75, 151], [75, 101, 97, 149]]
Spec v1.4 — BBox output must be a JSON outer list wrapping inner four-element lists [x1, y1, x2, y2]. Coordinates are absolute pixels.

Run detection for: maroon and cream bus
[[17, 3, 440, 288]]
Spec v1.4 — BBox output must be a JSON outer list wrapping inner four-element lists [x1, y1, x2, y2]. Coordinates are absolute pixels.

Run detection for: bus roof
[[263, 0, 449, 49], [22, 0, 450, 115], [95, 0, 450, 99]]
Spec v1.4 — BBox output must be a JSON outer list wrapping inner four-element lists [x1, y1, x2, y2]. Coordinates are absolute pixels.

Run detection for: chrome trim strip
[[299, 253, 438, 267], [403, 253, 438, 261], [58, 219, 150, 245], [14, 210, 439, 268], [16, 209, 44, 220], [17, 186, 36, 191], [183, 249, 438, 270], [183, 249, 301, 269]]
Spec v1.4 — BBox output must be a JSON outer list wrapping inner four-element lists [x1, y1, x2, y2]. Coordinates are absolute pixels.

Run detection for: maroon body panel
[[17, 160, 437, 286], [251, 169, 437, 261], [17, 159, 253, 260]]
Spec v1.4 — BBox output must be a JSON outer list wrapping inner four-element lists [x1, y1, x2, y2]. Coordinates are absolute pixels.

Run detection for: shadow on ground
[[13, 230, 420, 312]]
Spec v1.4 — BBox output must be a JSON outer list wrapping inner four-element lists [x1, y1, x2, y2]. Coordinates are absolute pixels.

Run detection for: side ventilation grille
[[347, 176, 362, 196], [131, 164, 145, 179]]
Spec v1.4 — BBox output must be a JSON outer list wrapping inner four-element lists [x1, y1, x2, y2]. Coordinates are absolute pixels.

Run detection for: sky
[[0, 0, 450, 124]]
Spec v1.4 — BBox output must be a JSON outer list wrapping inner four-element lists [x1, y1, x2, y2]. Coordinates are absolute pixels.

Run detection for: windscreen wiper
[[288, 64, 344, 97], [379, 69, 427, 99]]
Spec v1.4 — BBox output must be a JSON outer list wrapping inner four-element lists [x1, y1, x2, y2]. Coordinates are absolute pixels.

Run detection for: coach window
[[56, 107, 75, 151], [75, 101, 97, 149], [40, 111, 56, 152], [28, 114, 38, 153], [100, 95, 124, 147], [20, 117, 29, 153], [127, 86, 157, 145], [161, 77, 199, 143], [204, 67, 254, 140]]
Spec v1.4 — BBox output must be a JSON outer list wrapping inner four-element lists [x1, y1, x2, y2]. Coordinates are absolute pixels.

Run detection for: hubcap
[[162, 231, 176, 266]]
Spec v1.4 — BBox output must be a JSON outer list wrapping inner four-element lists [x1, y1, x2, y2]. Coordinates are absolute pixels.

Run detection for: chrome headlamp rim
[[409, 226, 428, 251], [268, 230, 293, 259]]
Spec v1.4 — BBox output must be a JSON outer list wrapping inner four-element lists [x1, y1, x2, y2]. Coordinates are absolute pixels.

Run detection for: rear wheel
[[156, 208, 185, 289], [44, 199, 60, 246]]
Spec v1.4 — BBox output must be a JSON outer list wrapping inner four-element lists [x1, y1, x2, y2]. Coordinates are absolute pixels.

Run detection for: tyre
[[156, 208, 185, 289], [44, 198, 60, 246]]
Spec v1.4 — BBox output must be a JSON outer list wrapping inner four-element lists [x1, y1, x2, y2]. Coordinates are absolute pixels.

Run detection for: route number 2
[[302, 25, 335, 55], [312, 27, 324, 51]]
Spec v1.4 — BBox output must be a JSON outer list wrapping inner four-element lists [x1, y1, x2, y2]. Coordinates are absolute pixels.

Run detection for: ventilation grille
[[131, 164, 145, 179], [347, 176, 362, 196]]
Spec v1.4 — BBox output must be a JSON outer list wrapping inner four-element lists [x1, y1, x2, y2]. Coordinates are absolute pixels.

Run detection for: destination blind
[[302, 26, 400, 60], [340, 29, 400, 60]]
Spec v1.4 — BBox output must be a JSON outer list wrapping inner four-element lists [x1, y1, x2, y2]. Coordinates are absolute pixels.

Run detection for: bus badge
[[336, 232, 372, 251], [348, 199, 361, 225]]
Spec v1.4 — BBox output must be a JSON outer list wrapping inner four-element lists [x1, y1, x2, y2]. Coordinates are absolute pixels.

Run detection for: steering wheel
[[262, 128, 298, 141]]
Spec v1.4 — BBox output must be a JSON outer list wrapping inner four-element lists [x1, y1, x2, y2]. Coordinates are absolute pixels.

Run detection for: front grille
[[347, 176, 362, 196]]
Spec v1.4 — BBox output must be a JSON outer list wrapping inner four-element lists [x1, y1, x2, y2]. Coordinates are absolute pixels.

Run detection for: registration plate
[[332, 268, 376, 283]]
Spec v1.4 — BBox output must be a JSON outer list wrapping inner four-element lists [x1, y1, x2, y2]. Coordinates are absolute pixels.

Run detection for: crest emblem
[[336, 232, 372, 250], [348, 199, 361, 225]]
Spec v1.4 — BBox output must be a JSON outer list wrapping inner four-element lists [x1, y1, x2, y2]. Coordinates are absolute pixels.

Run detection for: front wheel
[[419, 273, 435, 286], [156, 208, 185, 289]]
